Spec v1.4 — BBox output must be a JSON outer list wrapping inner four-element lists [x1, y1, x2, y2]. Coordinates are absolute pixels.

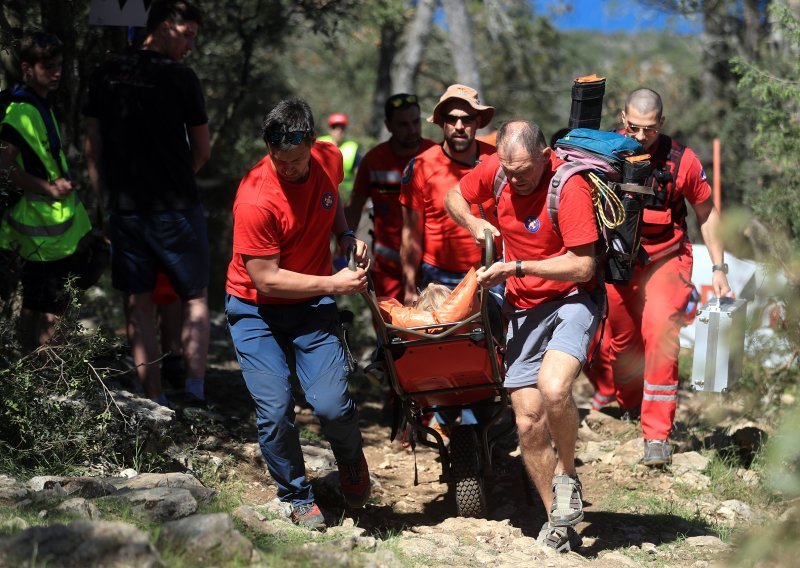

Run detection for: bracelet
[[515, 260, 524, 278], [337, 229, 356, 241]]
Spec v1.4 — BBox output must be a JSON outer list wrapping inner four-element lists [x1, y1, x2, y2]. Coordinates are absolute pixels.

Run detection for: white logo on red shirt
[[321, 192, 335, 209]]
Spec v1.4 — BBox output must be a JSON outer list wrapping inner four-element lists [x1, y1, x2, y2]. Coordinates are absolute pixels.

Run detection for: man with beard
[[344, 93, 435, 302], [399, 84, 497, 306]]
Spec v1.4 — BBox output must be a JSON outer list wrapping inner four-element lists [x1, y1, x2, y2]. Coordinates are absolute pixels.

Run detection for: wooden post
[[713, 138, 722, 213]]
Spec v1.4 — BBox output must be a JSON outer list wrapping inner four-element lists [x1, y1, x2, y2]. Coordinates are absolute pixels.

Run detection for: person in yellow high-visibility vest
[[318, 113, 361, 202], [0, 32, 93, 351]]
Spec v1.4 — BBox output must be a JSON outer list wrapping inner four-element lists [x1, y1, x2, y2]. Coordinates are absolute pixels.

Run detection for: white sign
[[89, 0, 152, 27]]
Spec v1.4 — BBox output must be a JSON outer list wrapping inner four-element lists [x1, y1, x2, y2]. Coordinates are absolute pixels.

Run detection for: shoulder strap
[[669, 136, 686, 176], [548, 161, 595, 236], [491, 166, 507, 203]]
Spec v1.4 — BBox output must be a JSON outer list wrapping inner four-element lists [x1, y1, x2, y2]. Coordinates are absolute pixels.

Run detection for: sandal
[[550, 474, 584, 526], [536, 522, 581, 553]]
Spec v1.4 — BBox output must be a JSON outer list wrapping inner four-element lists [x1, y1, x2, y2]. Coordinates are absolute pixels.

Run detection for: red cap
[[328, 113, 349, 127]]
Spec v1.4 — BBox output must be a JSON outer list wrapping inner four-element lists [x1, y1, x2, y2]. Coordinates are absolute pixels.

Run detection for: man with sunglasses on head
[[587, 87, 732, 466], [225, 97, 371, 530], [399, 84, 498, 306], [84, 0, 210, 409], [344, 93, 435, 302]]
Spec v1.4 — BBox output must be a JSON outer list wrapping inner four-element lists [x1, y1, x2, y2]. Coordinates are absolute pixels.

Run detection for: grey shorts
[[503, 290, 600, 389]]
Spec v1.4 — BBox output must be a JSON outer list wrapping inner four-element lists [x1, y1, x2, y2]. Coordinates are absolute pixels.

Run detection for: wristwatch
[[516, 260, 524, 278], [712, 263, 729, 274]]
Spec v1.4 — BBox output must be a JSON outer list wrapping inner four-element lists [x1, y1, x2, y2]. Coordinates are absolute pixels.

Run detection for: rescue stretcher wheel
[[450, 425, 487, 518]]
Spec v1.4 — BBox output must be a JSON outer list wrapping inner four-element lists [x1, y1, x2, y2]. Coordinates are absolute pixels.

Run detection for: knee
[[515, 408, 547, 439], [538, 377, 571, 407], [311, 394, 355, 423]]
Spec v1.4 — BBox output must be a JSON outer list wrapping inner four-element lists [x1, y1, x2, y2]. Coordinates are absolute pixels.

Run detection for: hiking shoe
[[536, 522, 582, 553], [290, 502, 326, 530], [550, 474, 584, 526], [337, 451, 371, 509], [643, 439, 672, 466]]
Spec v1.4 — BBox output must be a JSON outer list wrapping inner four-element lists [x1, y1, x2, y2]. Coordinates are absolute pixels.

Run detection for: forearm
[[251, 268, 339, 299], [344, 192, 367, 233], [699, 208, 725, 265], [517, 254, 595, 283], [444, 186, 479, 233], [400, 214, 422, 292]]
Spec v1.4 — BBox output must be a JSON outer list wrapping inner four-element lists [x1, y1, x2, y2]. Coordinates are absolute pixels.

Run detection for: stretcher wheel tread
[[450, 425, 487, 518]]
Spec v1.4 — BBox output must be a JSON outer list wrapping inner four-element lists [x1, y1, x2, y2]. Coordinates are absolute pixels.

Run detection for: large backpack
[[492, 128, 651, 285]]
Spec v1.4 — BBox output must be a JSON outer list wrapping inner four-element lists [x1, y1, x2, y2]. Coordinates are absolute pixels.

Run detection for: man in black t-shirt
[[84, 0, 211, 408]]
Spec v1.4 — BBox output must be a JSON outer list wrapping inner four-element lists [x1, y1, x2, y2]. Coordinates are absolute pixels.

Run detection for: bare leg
[[19, 309, 59, 352], [510, 386, 556, 513], [125, 292, 161, 399], [537, 349, 582, 477], [181, 290, 209, 382], [158, 300, 183, 357]]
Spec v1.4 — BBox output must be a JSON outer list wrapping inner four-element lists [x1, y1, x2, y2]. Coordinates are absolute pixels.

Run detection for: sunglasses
[[387, 94, 418, 108], [443, 113, 478, 125], [266, 129, 311, 145], [625, 122, 659, 136]]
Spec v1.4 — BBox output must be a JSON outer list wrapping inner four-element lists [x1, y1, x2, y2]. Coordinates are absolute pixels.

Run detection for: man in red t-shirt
[[345, 93, 436, 302], [225, 98, 371, 530], [399, 84, 498, 305], [446, 120, 599, 550], [587, 88, 732, 467]]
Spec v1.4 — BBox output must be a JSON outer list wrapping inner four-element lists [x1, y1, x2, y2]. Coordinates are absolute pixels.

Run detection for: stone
[[606, 438, 643, 466], [579, 439, 620, 464], [641, 541, 658, 554], [27, 476, 66, 492], [301, 441, 337, 472], [676, 471, 712, 490], [719, 499, 754, 520], [360, 548, 405, 568], [597, 551, 641, 566], [0, 517, 29, 532], [59, 477, 118, 499], [119, 468, 138, 479], [232, 505, 287, 537], [158, 513, 257, 564], [685, 535, 729, 549], [54, 498, 100, 521], [0, 476, 27, 503], [0, 520, 162, 567], [106, 487, 197, 522], [111, 472, 216, 504], [671, 451, 710, 474]]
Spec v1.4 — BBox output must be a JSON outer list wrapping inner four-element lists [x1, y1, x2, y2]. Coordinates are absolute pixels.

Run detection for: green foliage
[[733, 4, 800, 242]]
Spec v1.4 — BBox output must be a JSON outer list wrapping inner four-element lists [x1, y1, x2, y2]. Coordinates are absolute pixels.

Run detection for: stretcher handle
[[483, 228, 494, 269], [347, 244, 357, 271]]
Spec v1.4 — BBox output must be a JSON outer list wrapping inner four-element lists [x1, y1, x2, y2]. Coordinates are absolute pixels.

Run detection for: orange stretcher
[[356, 230, 512, 518]]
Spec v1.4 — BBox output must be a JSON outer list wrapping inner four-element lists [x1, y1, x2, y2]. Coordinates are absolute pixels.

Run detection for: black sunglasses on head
[[387, 94, 418, 108], [266, 129, 311, 146]]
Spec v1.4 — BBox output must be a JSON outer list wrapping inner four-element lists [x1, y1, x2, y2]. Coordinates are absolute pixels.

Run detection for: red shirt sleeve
[[557, 176, 599, 248], [399, 155, 424, 211], [459, 154, 499, 204], [232, 202, 281, 257], [678, 147, 712, 205]]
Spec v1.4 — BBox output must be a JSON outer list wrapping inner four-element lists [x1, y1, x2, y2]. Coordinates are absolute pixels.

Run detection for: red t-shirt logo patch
[[524, 216, 540, 233], [321, 192, 335, 209]]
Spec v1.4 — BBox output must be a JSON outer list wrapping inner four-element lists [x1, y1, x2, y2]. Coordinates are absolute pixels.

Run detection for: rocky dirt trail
[[0, 317, 777, 567]]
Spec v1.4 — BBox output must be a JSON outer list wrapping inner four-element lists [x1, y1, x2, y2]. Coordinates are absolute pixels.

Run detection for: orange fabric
[[378, 267, 479, 327]]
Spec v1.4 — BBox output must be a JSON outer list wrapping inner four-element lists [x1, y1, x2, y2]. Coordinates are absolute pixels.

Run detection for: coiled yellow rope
[[588, 171, 625, 230]]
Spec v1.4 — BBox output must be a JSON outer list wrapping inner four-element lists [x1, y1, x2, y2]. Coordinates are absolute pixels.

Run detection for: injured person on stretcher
[[377, 267, 479, 328]]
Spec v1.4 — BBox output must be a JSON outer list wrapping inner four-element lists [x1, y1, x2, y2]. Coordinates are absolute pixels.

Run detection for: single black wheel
[[449, 424, 487, 518]]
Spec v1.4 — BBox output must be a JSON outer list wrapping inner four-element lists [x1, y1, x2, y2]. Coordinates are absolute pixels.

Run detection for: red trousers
[[588, 251, 694, 440], [372, 254, 403, 303]]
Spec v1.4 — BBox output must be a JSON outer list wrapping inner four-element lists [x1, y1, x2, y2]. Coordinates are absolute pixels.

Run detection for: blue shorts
[[504, 291, 599, 389], [109, 205, 209, 298]]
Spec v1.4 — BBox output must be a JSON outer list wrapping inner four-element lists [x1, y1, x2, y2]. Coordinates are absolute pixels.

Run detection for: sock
[[185, 378, 205, 401], [153, 393, 170, 407]]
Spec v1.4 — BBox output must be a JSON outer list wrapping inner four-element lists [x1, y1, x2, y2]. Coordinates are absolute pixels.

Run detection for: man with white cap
[[399, 84, 498, 306]]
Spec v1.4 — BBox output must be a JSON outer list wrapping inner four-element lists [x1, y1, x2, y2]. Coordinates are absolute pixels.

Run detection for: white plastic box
[[691, 297, 748, 393]]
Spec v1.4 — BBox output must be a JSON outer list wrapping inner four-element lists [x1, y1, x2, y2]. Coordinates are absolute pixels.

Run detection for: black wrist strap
[[337, 229, 355, 241], [516, 260, 524, 278]]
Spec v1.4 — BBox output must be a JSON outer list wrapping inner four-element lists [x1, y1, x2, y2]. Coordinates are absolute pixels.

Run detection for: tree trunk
[[391, 0, 436, 94], [441, 0, 482, 94], [368, 21, 402, 140], [40, 0, 78, 148]]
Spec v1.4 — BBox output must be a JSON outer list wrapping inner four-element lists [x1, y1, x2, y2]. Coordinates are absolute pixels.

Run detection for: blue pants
[[225, 294, 363, 506]]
